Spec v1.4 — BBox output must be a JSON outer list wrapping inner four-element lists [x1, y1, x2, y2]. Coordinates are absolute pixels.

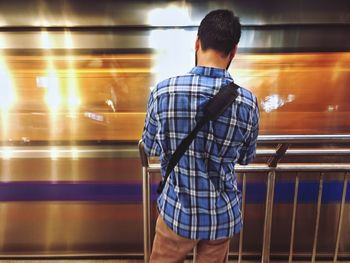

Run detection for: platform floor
[[0, 260, 343, 263]]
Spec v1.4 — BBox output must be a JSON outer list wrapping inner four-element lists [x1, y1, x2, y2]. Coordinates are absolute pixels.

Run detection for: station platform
[[0, 260, 340, 263]]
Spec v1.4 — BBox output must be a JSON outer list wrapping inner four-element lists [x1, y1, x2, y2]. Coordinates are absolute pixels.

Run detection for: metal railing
[[138, 135, 350, 263]]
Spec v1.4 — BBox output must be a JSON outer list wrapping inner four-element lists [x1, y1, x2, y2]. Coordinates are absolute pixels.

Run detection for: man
[[142, 9, 259, 263]]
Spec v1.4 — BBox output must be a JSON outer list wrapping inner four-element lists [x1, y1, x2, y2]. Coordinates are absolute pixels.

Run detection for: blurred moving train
[[0, 0, 349, 260]]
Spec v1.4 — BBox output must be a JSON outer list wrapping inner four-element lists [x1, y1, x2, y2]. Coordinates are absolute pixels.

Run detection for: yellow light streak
[[0, 62, 16, 111], [66, 55, 81, 112], [0, 34, 16, 112], [40, 31, 62, 112], [40, 30, 63, 144], [45, 64, 61, 112], [71, 147, 79, 160], [50, 147, 59, 160], [64, 30, 74, 49], [0, 34, 16, 142], [64, 30, 80, 143], [65, 30, 80, 111], [40, 30, 52, 49]]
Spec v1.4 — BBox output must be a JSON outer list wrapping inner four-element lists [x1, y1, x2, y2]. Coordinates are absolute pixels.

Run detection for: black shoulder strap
[[157, 82, 240, 194]]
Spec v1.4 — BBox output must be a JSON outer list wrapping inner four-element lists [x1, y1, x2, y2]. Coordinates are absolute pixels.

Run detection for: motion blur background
[[0, 0, 349, 260]]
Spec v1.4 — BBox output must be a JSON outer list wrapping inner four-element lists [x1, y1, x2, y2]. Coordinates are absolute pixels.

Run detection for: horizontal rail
[[257, 134, 350, 143], [258, 149, 350, 156], [1, 147, 348, 159], [0, 135, 349, 159], [0, 146, 139, 159], [147, 163, 350, 173], [285, 149, 350, 155], [1, 134, 349, 160]]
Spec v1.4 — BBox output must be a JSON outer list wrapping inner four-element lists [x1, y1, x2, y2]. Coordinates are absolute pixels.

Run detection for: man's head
[[196, 9, 241, 69]]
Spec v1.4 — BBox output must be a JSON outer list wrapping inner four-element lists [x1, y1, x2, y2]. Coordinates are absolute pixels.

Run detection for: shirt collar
[[190, 66, 232, 79]]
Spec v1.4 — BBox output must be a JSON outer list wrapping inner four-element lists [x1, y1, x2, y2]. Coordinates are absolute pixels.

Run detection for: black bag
[[157, 82, 240, 194]]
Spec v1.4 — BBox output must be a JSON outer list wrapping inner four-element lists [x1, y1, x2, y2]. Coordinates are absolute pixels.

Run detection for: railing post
[[312, 172, 324, 263], [288, 173, 299, 263], [262, 169, 276, 263], [262, 143, 289, 262], [238, 173, 247, 263], [142, 165, 151, 263], [333, 172, 348, 263], [139, 141, 151, 263]]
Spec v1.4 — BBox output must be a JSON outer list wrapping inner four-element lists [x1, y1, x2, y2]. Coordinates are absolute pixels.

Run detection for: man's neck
[[196, 49, 229, 70]]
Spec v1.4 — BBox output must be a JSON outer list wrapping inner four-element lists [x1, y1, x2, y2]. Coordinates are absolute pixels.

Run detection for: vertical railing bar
[[238, 172, 247, 263], [333, 172, 348, 263], [262, 169, 276, 263], [192, 244, 197, 263], [142, 166, 151, 263], [312, 172, 324, 263], [139, 141, 151, 263], [289, 173, 299, 263]]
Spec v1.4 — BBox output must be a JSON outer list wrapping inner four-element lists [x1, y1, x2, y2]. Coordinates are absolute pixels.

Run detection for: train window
[[0, 53, 152, 143], [231, 52, 350, 135], [0, 50, 349, 144]]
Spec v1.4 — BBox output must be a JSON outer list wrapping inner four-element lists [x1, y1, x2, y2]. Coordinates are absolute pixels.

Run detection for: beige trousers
[[150, 216, 230, 263]]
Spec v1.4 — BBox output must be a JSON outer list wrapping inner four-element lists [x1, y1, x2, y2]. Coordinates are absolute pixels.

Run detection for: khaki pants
[[150, 216, 230, 263]]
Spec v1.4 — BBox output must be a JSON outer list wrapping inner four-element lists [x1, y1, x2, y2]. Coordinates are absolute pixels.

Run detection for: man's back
[[142, 66, 259, 240]]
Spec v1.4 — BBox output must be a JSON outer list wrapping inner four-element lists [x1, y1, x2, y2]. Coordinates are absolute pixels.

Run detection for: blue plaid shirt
[[142, 66, 259, 240]]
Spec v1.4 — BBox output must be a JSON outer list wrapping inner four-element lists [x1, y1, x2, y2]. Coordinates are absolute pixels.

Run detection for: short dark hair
[[198, 9, 241, 55]]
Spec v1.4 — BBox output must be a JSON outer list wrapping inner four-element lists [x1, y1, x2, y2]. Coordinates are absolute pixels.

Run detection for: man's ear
[[195, 36, 200, 52]]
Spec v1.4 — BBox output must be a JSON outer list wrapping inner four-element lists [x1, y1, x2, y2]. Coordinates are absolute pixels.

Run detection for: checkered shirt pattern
[[142, 66, 259, 240]]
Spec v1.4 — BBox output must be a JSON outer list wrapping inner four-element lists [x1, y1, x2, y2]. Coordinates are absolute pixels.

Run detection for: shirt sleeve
[[142, 89, 161, 156], [238, 97, 260, 165]]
